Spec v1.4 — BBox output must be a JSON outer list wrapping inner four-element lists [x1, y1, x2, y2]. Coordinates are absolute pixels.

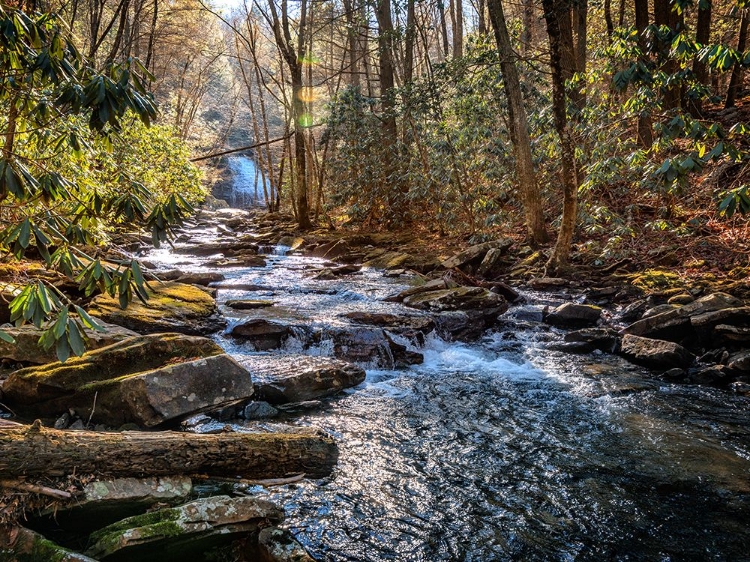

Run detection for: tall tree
[[726, 6, 748, 108], [266, 0, 312, 228], [487, 0, 547, 244], [543, 0, 579, 273], [635, 0, 653, 146]]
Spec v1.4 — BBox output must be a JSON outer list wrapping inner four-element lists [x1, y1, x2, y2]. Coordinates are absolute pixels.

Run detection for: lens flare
[[298, 113, 314, 128], [297, 87, 317, 103], [298, 52, 321, 66]]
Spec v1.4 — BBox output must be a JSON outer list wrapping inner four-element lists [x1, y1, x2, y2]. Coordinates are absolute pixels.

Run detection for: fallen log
[[0, 423, 338, 480]]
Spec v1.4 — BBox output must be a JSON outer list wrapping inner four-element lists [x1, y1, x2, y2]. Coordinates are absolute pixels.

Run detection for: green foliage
[[0, 5, 203, 360]]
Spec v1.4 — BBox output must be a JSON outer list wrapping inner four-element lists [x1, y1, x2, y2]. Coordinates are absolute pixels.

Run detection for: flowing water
[[146, 219, 750, 562]]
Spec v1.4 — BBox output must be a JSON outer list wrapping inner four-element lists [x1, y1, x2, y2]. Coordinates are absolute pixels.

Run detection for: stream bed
[[147, 220, 750, 561]]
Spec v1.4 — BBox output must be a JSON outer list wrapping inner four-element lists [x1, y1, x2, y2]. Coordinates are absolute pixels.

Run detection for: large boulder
[[85, 496, 284, 562], [90, 282, 225, 336], [230, 319, 294, 350], [3, 334, 253, 427], [619, 334, 695, 369], [545, 303, 602, 328], [258, 527, 316, 562], [0, 526, 98, 562], [0, 321, 137, 365], [441, 239, 513, 270], [240, 355, 366, 404], [622, 292, 745, 344], [320, 326, 423, 367], [402, 286, 507, 313]]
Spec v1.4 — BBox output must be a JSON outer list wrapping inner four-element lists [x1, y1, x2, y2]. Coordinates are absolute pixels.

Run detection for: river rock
[[551, 327, 620, 353], [713, 324, 750, 345], [90, 282, 225, 336], [174, 272, 225, 286], [240, 355, 366, 404], [477, 248, 506, 277], [0, 526, 98, 562], [0, 321, 137, 365], [277, 235, 306, 250], [619, 334, 694, 369], [402, 286, 507, 313], [30, 477, 193, 536], [342, 311, 435, 333], [623, 293, 745, 343], [257, 527, 316, 562], [172, 239, 259, 256], [85, 495, 284, 561], [320, 326, 423, 367], [242, 401, 280, 419], [2, 334, 254, 426], [311, 239, 350, 260], [528, 277, 568, 290], [206, 255, 267, 268], [690, 365, 730, 385], [727, 350, 750, 372], [441, 239, 513, 270], [230, 319, 294, 350], [225, 299, 275, 310], [384, 278, 458, 302], [544, 303, 602, 327]]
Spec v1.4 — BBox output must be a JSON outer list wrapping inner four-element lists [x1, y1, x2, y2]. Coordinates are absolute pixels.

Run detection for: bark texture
[[0, 424, 338, 479]]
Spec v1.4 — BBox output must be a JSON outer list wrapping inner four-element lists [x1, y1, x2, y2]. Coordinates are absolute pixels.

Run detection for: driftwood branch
[[190, 134, 293, 162], [0, 425, 338, 480]]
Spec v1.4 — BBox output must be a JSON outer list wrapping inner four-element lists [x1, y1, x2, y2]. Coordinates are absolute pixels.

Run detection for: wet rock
[[0, 321, 138, 365], [690, 365, 729, 385], [727, 350, 750, 373], [384, 278, 458, 302], [90, 282, 225, 336], [173, 239, 259, 256], [206, 255, 267, 268], [30, 477, 193, 536], [174, 272, 225, 286], [311, 239, 350, 260], [641, 304, 678, 319], [320, 326, 423, 367], [619, 334, 694, 369], [616, 299, 648, 323], [242, 355, 366, 404], [477, 247, 506, 277], [3, 334, 253, 426], [277, 235, 306, 250], [242, 401, 280, 419], [230, 319, 294, 350], [544, 303, 602, 328], [434, 310, 501, 340], [690, 306, 750, 330], [402, 286, 507, 313], [362, 250, 410, 269], [0, 526, 98, 562], [441, 239, 513, 270], [528, 277, 569, 290], [663, 367, 687, 380], [257, 527, 315, 562], [714, 324, 750, 345], [342, 311, 435, 333], [311, 264, 361, 279], [558, 327, 619, 353], [85, 495, 284, 561], [488, 281, 521, 302], [225, 299, 275, 310], [731, 381, 750, 396]]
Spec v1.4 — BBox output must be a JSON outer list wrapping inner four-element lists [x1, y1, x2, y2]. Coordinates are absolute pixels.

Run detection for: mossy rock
[[2, 334, 253, 426], [89, 282, 225, 335], [85, 496, 284, 562], [629, 269, 682, 290], [0, 527, 97, 562]]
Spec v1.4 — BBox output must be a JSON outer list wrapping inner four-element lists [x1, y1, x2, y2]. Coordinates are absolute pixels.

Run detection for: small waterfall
[[220, 156, 269, 208]]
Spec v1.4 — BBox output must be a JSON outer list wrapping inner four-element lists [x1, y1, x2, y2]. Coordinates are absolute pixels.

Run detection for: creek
[[145, 219, 750, 562]]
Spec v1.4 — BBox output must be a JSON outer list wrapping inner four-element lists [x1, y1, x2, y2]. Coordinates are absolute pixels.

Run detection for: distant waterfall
[[223, 156, 269, 208]]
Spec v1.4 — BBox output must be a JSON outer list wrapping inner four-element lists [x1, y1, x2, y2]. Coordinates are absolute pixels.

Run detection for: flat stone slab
[[85, 495, 284, 561], [238, 355, 366, 404]]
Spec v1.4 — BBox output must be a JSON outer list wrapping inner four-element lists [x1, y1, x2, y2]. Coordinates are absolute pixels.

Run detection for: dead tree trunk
[[0, 424, 338, 480]]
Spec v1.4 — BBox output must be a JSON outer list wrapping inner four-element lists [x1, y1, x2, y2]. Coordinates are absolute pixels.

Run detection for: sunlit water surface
[[145, 220, 750, 562]]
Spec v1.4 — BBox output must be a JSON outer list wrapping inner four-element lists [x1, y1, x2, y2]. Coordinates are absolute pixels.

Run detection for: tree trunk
[[487, 0, 547, 245], [689, 0, 712, 116], [543, 0, 578, 274], [478, 0, 487, 34], [604, 0, 613, 38], [451, 0, 463, 58], [439, 0, 450, 59], [635, 0, 653, 146], [404, 0, 416, 83], [726, 8, 748, 108], [376, 0, 398, 195], [343, 0, 360, 87], [0, 424, 338, 480], [521, 0, 533, 54]]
